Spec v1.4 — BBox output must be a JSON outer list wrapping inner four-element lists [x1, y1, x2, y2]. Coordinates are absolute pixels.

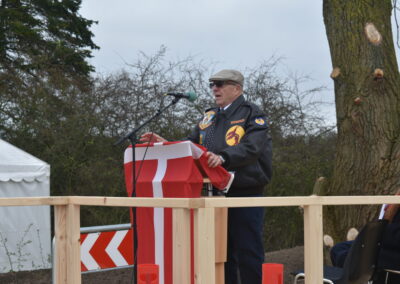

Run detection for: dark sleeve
[[220, 108, 271, 168], [382, 212, 400, 248]]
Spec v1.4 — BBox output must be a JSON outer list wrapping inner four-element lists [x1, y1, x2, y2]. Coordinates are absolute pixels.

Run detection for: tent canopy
[[0, 138, 51, 272], [0, 139, 49, 182]]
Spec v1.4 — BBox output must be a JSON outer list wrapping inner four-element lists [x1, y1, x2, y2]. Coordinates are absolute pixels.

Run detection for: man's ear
[[235, 85, 243, 94]]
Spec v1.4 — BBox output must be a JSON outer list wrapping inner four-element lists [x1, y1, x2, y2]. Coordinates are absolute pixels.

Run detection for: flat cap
[[209, 69, 244, 86]]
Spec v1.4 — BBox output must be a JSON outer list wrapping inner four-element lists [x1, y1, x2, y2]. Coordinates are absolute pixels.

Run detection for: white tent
[[0, 139, 51, 272]]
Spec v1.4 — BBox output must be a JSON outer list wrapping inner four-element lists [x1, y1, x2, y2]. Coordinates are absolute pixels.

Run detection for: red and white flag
[[123, 141, 233, 284]]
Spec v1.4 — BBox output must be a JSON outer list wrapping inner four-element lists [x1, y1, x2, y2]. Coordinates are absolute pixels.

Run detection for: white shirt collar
[[220, 104, 232, 111]]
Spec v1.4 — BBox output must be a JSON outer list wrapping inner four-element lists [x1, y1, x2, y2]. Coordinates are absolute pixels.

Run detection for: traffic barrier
[[52, 223, 133, 283], [81, 227, 133, 271]]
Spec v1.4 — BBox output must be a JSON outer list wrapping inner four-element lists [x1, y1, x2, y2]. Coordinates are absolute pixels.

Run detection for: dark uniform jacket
[[187, 95, 272, 196]]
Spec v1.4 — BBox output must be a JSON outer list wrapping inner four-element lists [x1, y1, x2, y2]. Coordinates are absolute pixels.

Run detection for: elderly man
[[141, 69, 272, 284]]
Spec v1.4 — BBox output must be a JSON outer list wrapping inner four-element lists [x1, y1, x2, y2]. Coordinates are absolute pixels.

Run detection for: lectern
[[124, 141, 232, 284]]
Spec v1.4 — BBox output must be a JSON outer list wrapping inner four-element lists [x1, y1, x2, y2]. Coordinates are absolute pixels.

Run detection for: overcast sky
[[79, 0, 400, 125]]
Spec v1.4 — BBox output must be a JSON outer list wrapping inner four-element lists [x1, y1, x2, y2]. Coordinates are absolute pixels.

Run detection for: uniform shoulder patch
[[255, 117, 266, 126], [199, 110, 216, 130], [225, 125, 245, 146]]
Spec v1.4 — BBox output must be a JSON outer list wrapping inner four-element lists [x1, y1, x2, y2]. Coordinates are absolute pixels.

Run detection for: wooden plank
[[0, 195, 399, 208], [172, 208, 191, 284], [214, 207, 227, 263], [318, 195, 400, 205], [54, 205, 67, 284], [214, 206, 227, 284], [194, 207, 215, 284], [66, 204, 81, 284], [69, 196, 195, 208], [303, 205, 323, 284], [215, 263, 225, 284], [203, 195, 400, 208], [204, 196, 321, 208], [0, 197, 69, 206]]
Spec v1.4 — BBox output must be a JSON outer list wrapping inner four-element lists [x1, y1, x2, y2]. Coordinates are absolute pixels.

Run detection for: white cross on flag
[[124, 141, 233, 284]]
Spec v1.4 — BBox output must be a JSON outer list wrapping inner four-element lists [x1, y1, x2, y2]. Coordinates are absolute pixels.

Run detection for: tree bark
[[323, 0, 400, 239]]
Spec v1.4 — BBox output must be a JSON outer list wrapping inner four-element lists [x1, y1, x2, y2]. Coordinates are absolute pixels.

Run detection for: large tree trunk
[[323, 0, 400, 239]]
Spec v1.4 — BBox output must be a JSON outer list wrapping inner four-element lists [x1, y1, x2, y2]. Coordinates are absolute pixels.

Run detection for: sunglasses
[[209, 81, 237, 88]]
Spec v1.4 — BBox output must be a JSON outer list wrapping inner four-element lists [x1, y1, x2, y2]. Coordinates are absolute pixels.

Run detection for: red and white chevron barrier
[[80, 229, 133, 271]]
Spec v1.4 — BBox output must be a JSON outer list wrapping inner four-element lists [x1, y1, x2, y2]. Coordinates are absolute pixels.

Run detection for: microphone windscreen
[[186, 92, 197, 102]]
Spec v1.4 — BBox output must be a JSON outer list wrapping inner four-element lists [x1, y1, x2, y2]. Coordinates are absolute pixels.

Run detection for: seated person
[[376, 204, 400, 283], [330, 203, 400, 283]]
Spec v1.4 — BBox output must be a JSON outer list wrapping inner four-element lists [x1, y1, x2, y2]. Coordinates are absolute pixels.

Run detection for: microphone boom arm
[[114, 96, 180, 146]]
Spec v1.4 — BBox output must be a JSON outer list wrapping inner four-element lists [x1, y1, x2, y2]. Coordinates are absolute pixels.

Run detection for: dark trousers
[[330, 240, 353, 268], [225, 204, 265, 284]]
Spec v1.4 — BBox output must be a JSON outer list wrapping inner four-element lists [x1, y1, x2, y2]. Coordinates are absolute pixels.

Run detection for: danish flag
[[123, 141, 233, 284]]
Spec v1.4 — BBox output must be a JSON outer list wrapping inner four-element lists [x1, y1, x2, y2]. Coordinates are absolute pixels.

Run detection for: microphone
[[164, 92, 197, 102]]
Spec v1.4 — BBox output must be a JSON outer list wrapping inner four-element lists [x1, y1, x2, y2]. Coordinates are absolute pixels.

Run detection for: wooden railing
[[1, 195, 400, 284]]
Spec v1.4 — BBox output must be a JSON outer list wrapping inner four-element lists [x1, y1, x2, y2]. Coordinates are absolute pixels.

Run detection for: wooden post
[[194, 207, 215, 284], [214, 207, 227, 284], [54, 203, 81, 284], [303, 204, 323, 284], [173, 208, 191, 284], [54, 205, 67, 284], [66, 203, 81, 284]]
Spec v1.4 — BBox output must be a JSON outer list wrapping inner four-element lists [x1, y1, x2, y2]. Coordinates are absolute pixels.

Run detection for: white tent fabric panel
[[0, 138, 51, 272], [0, 180, 51, 272]]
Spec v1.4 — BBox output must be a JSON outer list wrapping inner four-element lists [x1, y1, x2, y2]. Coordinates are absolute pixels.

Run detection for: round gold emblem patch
[[225, 125, 245, 146]]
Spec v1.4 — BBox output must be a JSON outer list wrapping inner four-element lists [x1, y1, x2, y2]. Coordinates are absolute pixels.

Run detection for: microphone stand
[[114, 97, 180, 284]]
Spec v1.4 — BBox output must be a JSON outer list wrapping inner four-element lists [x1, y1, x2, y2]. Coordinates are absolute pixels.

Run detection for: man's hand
[[206, 151, 223, 168], [139, 132, 167, 143]]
